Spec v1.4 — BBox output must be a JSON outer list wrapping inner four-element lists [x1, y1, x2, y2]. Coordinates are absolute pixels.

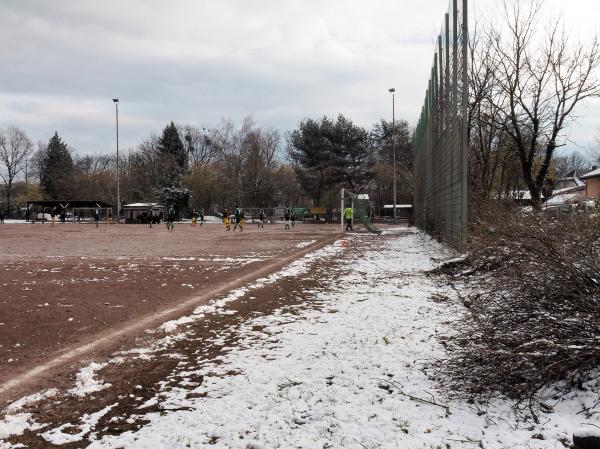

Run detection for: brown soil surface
[[2, 225, 372, 449], [0, 222, 345, 402]]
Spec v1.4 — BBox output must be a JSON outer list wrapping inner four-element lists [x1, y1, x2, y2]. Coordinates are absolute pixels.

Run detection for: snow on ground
[[0, 413, 44, 442], [295, 239, 317, 248], [160, 243, 342, 334], [41, 404, 118, 445], [2, 229, 599, 448], [0, 391, 57, 446], [68, 363, 112, 397]]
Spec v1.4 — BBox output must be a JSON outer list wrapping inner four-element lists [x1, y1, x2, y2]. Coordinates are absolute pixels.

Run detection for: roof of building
[[552, 183, 586, 196], [544, 193, 582, 206], [123, 203, 163, 208], [26, 200, 113, 208], [580, 167, 600, 180]]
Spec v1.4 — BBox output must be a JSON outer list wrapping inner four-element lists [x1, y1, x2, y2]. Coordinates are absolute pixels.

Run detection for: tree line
[[0, 115, 413, 218], [4, 1, 600, 218]]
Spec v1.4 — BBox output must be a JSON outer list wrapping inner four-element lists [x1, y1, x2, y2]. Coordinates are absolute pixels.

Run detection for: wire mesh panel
[[413, 0, 468, 251]]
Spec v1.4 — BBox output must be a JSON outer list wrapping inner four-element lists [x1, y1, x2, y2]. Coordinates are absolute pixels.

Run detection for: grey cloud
[[1, 0, 598, 155]]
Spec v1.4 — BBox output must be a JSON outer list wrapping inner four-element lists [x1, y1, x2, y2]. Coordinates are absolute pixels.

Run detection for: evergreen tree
[[40, 132, 75, 199], [329, 115, 372, 189], [158, 122, 187, 180], [288, 115, 372, 203], [157, 182, 190, 217], [288, 117, 334, 203], [370, 119, 412, 166]]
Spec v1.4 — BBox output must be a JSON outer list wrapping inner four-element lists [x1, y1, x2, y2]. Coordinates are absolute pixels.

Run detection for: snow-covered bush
[[439, 207, 600, 405]]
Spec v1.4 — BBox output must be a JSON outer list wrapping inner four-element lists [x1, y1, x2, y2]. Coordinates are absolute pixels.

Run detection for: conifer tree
[[40, 132, 75, 199], [158, 122, 187, 177], [288, 115, 372, 203]]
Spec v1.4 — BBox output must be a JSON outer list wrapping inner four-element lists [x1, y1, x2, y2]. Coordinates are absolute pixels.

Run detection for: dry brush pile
[[437, 207, 600, 405]]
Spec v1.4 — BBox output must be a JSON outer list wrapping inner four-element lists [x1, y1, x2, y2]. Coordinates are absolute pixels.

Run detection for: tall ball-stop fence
[[413, 0, 469, 251]]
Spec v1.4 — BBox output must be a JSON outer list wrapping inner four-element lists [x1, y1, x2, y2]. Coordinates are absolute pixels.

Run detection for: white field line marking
[[0, 236, 340, 400]]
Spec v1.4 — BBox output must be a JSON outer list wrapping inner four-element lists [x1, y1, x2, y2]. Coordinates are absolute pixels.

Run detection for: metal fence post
[[413, 0, 468, 251]]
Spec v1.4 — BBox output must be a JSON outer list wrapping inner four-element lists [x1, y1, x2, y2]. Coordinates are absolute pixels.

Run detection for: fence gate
[[413, 0, 468, 251]]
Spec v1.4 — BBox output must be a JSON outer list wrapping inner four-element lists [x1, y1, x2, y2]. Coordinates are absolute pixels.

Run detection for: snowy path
[[2, 229, 598, 448]]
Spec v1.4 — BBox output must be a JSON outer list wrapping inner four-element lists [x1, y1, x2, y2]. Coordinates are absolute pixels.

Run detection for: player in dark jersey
[[166, 205, 176, 231], [233, 206, 242, 231]]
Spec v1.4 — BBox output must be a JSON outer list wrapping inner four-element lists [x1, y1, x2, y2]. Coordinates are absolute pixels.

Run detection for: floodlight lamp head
[[112, 98, 119, 103], [388, 88, 395, 93]]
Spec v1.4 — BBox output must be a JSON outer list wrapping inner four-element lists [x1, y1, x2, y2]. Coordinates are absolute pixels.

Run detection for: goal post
[[71, 207, 112, 224], [341, 189, 382, 234]]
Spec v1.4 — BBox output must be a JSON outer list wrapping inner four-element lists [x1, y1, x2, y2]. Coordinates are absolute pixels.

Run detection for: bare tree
[[240, 127, 282, 207], [468, 21, 515, 199], [28, 141, 48, 184], [554, 151, 590, 180], [0, 126, 33, 216], [125, 134, 171, 202], [484, 0, 600, 209], [75, 154, 116, 174], [179, 125, 216, 166]]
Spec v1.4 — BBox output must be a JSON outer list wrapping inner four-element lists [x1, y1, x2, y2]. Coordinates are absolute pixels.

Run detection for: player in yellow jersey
[[223, 208, 231, 231]]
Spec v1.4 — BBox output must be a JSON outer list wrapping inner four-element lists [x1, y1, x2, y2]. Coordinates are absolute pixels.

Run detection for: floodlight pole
[[389, 88, 397, 223], [113, 98, 120, 222]]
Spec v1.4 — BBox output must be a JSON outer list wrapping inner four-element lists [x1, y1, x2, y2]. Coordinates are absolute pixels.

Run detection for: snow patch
[[68, 363, 112, 397], [41, 403, 117, 445], [5, 390, 58, 414], [0, 413, 44, 441], [295, 240, 316, 248]]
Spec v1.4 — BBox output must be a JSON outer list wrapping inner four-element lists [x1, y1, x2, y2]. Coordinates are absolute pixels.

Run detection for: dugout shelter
[[26, 200, 114, 223], [123, 203, 165, 224]]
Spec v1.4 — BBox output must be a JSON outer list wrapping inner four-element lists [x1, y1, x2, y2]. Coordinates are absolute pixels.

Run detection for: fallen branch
[[374, 378, 450, 414]]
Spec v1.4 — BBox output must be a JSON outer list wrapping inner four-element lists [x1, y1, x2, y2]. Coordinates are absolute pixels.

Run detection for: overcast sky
[[1, 0, 599, 157]]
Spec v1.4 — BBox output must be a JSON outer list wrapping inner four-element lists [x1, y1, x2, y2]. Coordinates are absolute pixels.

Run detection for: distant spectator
[[0, 210, 4, 224]]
